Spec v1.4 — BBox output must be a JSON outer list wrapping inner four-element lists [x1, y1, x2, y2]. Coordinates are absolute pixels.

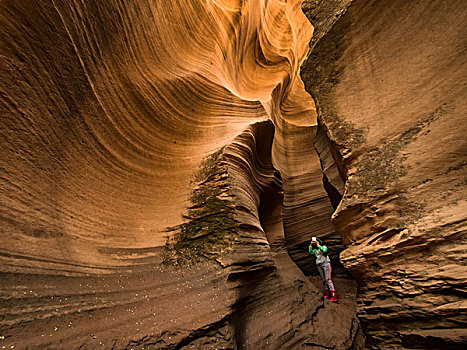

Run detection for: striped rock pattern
[[2, 0, 465, 348], [302, 0, 467, 348], [0, 1, 356, 349]]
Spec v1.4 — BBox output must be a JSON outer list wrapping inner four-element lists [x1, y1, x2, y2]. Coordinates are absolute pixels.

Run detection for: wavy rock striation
[[1, 0, 359, 349], [0, 0, 340, 275], [0, 0, 326, 271], [5, 0, 463, 348], [0, 121, 364, 349], [302, 0, 467, 348]]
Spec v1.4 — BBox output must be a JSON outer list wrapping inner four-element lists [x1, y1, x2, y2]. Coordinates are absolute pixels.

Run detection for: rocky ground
[[0, 269, 362, 350]]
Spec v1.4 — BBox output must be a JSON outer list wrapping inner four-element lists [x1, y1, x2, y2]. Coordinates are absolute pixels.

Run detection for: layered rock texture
[[1, 0, 465, 349], [302, 0, 467, 348], [1, 0, 358, 349], [0, 122, 364, 349]]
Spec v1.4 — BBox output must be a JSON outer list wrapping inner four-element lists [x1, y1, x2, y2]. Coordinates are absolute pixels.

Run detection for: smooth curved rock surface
[[6, 0, 463, 348], [1, 0, 358, 349], [0, 0, 315, 271], [302, 0, 467, 348], [0, 121, 364, 349]]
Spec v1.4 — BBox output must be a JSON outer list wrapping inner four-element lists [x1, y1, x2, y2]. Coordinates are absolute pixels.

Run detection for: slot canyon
[[0, 0, 466, 349]]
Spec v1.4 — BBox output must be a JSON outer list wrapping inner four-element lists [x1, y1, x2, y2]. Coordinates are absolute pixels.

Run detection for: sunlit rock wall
[[0, 0, 332, 272], [0, 0, 357, 349], [302, 0, 467, 348]]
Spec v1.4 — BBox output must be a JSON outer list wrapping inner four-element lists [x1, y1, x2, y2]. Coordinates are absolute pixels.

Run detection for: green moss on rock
[[163, 147, 238, 266]]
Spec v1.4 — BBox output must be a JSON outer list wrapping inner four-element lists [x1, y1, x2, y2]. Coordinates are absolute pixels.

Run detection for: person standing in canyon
[[309, 237, 338, 303]]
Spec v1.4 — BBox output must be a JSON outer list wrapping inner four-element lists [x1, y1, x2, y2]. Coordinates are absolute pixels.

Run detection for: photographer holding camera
[[309, 237, 338, 303]]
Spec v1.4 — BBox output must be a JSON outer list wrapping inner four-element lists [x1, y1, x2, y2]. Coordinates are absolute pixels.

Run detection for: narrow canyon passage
[[222, 121, 363, 349], [1, 0, 466, 349]]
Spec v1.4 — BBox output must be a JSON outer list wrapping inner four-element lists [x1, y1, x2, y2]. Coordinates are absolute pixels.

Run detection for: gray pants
[[317, 262, 335, 292]]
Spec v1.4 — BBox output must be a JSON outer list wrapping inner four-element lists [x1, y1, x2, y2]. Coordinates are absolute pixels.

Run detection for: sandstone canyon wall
[[0, 0, 340, 275], [1, 0, 358, 349], [302, 0, 467, 348], [1, 0, 466, 349]]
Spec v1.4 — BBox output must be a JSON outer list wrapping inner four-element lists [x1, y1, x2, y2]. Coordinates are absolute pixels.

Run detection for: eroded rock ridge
[[302, 0, 467, 348], [1, 0, 357, 349]]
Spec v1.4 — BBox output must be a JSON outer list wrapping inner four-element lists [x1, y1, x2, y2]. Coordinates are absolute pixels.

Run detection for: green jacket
[[309, 244, 330, 265]]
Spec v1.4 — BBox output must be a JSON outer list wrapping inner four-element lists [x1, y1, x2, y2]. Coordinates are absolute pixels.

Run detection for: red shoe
[[330, 291, 338, 303], [324, 290, 330, 299]]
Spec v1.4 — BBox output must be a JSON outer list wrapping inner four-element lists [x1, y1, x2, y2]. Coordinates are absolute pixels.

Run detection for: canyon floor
[[1, 262, 362, 350]]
